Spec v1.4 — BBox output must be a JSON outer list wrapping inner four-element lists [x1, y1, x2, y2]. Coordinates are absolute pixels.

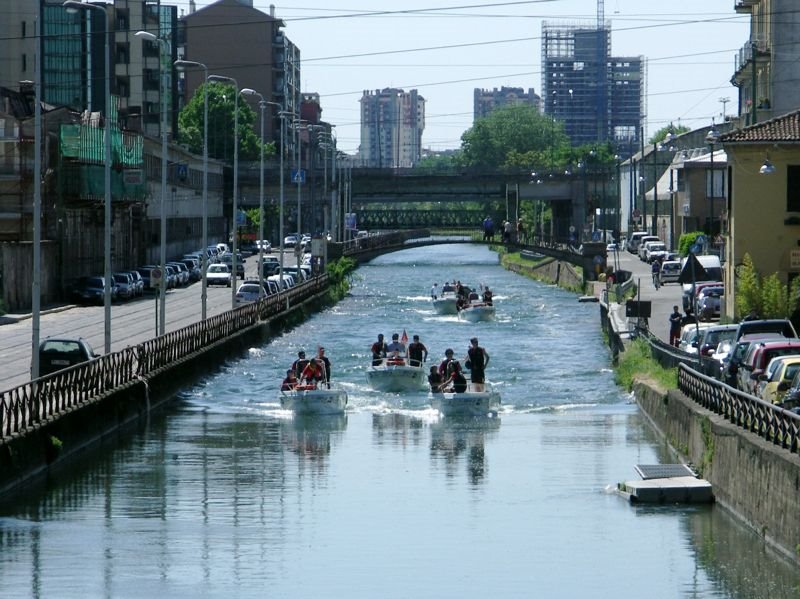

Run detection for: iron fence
[[0, 275, 329, 440]]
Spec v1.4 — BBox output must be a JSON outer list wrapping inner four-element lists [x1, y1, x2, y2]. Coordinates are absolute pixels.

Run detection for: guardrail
[[0, 275, 329, 441], [635, 326, 800, 454], [678, 364, 800, 453]]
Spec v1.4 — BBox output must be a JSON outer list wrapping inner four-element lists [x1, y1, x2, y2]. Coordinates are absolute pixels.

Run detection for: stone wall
[[635, 381, 800, 564]]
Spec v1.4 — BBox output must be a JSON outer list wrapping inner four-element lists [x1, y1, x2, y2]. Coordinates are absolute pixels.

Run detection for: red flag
[[401, 329, 408, 345]]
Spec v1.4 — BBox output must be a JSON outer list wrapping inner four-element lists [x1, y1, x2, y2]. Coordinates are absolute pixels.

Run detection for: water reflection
[[371, 412, 428, 449], [280, 414, 347, 469], [429, 416, 501, 485]]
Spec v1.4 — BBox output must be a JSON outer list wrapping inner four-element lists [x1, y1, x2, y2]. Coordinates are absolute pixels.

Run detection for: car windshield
[[209, 265, 227, 273], [239, 285, 260, 294], [41, 340, 83, 353]]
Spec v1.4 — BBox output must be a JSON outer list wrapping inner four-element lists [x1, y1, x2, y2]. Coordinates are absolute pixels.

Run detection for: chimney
[[189, 0, 196, 13], [270, 4, 275, 17]]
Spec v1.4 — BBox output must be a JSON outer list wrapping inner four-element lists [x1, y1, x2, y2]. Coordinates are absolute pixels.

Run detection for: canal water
[[1, 244, 799, 598]]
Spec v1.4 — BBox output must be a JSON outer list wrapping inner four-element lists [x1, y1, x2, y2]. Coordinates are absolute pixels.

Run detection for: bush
[[614, 338, 678, 391]]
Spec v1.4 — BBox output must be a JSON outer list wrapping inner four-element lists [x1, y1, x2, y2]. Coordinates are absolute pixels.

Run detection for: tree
[[735, 253, 761, 317], [649, 123, 690, 145], [178, 82, 273, 162], [460, 105, 570, 170]]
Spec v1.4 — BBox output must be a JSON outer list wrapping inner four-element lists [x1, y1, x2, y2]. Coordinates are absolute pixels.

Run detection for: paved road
[[609, 248, 684, 343], [0, 252, 298, 393]]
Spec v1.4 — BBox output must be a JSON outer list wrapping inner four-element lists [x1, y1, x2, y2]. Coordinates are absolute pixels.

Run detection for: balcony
[[733, 39, 770, 81], [735, 0, 758, 13]]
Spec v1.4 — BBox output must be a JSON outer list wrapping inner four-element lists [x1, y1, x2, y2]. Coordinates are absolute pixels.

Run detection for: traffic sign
[[151, 268, 163, 288], [695, 234, 707, 246], [290, 169, 306, 184]]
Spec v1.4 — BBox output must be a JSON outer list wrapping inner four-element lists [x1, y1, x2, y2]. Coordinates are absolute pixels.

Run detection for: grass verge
[[614, 337, 678, 391]]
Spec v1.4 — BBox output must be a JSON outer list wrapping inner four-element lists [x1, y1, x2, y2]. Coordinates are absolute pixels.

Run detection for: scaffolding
[[542, 19, 643, 156]]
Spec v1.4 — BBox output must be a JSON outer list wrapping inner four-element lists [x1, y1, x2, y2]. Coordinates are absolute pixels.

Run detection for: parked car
[[282, 266, 308, 283], [164, 264, 178, 289], [696, 324, 738, 357], [695, 286, 724, 321], [167, 261, 190, 286], [70, 276, 107, 305], [255, 239, 272, 252], [126, 270, 145, 297], [737, 339, 800, 395], [267, 273, 295, 290], [218, 252, 245, 279], [758, 356, 800, 404], [677, 322, 713, 354], [38, 337, 99, 376], [234, 282, 264, 306], [682, 280, 723, 313], [734, 318, 798, 342], [720, 333, 785, 386], [181, 258, 202, 282], [206, 263, 232, 287], [637, 236, 660, 261], [659, 260, 681, 285], [112, 272, 135, 301], [643, 241, 668, 263], [284, 234, 298, 248], [136, 265, 160, 291]]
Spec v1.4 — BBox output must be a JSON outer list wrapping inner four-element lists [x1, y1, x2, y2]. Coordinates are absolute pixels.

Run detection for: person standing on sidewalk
[[669, 306, 683, 347]]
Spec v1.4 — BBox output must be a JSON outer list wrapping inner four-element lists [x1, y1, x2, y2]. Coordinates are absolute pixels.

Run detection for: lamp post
[[293, 119, 308, 274], [706, 126, 720, 237], [66, 1, 112, 352], [135, 30, 169, 335], [276, 111, 296, 288], [173, 59, 208, 319], [651, 142, 661, 237], [207, 75, 240, 308], [241, 89, 266, 298]]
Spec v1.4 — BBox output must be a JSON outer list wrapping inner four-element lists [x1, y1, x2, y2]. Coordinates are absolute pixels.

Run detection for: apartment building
[[473, 87, 541, 121], [359, 88, 425, 168]]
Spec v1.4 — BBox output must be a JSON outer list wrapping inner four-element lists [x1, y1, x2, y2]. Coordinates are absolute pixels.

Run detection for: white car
[[206, 263, 231, 287], [284, 235, 298, 248], [659, 260, 682, 285], [235, 282, 263, 305], [256, 239, 272, 252]]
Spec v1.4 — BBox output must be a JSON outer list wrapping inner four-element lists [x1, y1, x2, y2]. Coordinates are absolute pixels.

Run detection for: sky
[[176, 0, 751, 154]]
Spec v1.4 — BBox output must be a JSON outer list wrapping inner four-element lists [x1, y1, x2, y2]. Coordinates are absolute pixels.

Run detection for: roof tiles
[[720, 110, 800, 144]]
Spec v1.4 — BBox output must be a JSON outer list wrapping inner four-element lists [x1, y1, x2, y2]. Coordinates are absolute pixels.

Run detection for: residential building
[[473, 87, 541, 121], [541, 20, 644, 155], [731, 0, 800, 126], [178, 0, 300, 145], [359, 88, 425, 168], [719, 110, 800, 320]]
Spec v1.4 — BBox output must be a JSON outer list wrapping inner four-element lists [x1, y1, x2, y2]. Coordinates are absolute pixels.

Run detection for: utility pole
[[719, 97, 730, 121]]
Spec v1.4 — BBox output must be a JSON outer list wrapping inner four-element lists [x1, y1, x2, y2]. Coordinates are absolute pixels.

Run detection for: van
[[680, 254, 723, 308], [627, 231, 649, 254], [637, 236, 660, 261]]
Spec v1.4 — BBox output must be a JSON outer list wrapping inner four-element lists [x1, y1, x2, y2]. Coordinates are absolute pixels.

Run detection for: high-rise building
[[179, 0, 300, 145], [359, 88, 425, 168], [473, 87, 541, 121], [541, 20, 644, 155]]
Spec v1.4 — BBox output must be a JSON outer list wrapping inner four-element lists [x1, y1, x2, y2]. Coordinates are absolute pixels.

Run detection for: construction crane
[[597, 0, 604, 28]]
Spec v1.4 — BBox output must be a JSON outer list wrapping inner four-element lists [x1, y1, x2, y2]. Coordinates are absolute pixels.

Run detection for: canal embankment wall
[[501, 255, 583, 292], [0, 284, 337, 497], [634, 381, 800, 564]]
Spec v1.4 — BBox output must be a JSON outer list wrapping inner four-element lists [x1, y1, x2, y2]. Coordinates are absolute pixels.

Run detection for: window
[[787, 165, 800, 212]]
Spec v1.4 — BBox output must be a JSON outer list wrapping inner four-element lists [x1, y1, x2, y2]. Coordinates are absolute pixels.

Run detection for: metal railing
[[678, 364, 800, 454], [638, 327, 800, 454], [0, 275, 329, 441]]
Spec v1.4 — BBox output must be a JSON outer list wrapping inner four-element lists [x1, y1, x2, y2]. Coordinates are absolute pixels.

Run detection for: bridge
[[331, 229, 610, 283], [349, 167, 616, 240]]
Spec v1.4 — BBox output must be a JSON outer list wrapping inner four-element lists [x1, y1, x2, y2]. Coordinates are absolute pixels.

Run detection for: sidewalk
[[0, 303, 76, 325], [606, 251, 683, 343]]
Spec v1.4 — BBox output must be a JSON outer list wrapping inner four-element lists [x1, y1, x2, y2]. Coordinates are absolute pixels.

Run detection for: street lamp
[[241, 88, 266, 298], [706, 125, 720, 236], [207, 75, 240, 308], [66, 0, 112, 353], [135, 29, 169, 335], [276, 110, 296, 288], [174, 59, 209, 319], [292, 119, 308, 274]]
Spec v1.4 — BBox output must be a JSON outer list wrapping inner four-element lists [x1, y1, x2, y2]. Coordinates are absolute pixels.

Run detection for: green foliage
[[414, 152, 462, 173], [614, 338, 678, 391], [177, 82, 273, 161], [460, 105, 571, 170], [761, 273, 786, 317], [325, 257, 357, 299], [677, 231, 704, 257], [649, 123, 691, 145], [735, 253, 762, 317]]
